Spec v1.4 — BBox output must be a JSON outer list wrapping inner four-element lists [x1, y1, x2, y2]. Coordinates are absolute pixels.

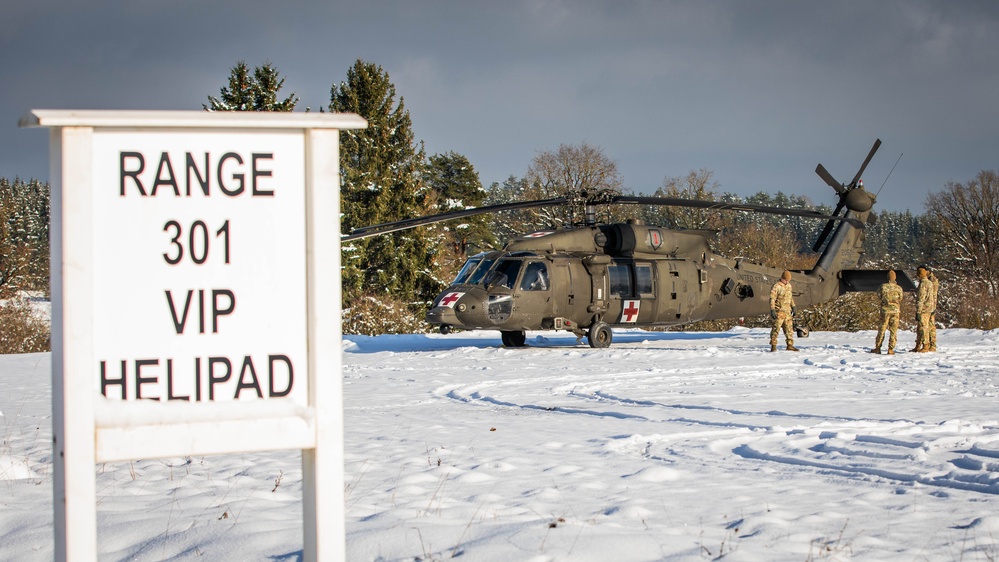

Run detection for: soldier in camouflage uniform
[[928, 270, 939, 351], [769, 270, 799, 352], [871, 270, 903, 355], [913, 267, 934, 352]]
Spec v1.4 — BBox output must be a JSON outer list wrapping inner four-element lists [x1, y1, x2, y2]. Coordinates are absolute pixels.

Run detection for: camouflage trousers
[[770, 311, 794, 347], [916, 312, 933, 350], [874, 311, 899, 351], [929, 313, 937, 350]]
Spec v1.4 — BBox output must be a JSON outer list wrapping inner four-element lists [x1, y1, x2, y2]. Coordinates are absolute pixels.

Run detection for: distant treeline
[[3, 59, 996, 339]]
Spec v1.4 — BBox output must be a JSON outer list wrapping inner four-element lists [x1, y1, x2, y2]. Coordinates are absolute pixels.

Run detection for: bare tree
[[642, 169, 729, 231], [524, 143, 623, 228], [715, 222, 811, 270], [923, 170, 999, 329], [926, 170, 999, 297]]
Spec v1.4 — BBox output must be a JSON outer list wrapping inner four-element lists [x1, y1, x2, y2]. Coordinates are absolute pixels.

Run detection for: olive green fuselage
[[426, 217, 865, 339]]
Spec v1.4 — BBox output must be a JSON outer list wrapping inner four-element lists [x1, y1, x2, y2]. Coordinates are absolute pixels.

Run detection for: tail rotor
[[811, 139, 881, 252]]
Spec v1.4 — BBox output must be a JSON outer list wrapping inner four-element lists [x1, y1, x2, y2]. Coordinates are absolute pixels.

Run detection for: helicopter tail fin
[[839, 269, 918, 293]]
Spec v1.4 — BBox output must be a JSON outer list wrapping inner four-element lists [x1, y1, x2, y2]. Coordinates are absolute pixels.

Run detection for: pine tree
[[0, 177, 50, 297], [484, 175, 536, 243], [425, 151, 494, 260], [330, 60, 439, 312], [204, 60, 298, 111], [252, 62, 298, 111]]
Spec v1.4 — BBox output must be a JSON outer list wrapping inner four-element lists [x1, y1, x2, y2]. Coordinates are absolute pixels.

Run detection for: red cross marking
[[440, 292, 463, 307], [621, 300, 641, 323]]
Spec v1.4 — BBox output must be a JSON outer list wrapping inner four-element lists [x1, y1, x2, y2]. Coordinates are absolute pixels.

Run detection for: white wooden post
[[50, 124, 98, 561], [302, 127, 347, 560]]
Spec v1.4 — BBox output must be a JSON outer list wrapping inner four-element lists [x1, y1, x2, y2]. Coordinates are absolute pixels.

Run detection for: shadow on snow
[[343, 329, 747, 354]]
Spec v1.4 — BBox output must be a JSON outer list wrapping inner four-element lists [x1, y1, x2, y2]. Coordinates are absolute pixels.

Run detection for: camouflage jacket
[[917, 278, 934, 313], [929, 273, 940, 313], [878, 280, 903, 314], [769, 280, 795, 313]]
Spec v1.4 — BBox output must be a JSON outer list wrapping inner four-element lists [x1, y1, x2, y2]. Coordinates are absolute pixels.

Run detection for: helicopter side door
[[633, 262, 657, 323], [514, 260, 553, 326], [546, 258, 582, 322], [607, 260, 658, 325], [657, 259, 701, 323]]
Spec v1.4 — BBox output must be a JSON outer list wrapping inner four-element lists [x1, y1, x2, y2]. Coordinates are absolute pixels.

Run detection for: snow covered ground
[[3, 327, 999, 561]]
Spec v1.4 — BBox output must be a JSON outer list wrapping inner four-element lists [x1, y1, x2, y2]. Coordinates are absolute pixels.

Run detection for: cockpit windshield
[[465, 258, 497, 285], [456, 254, 541, 290], [452, 257, 483, 284]]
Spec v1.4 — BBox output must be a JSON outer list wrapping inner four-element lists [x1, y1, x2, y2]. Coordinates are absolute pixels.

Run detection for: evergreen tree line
[[2, 59, 997, 342], [0, 177, 50, 353], [0, 177, 49, 298]]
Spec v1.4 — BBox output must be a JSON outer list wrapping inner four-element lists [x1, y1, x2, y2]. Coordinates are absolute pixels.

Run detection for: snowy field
[[3, 327, 999, 561]]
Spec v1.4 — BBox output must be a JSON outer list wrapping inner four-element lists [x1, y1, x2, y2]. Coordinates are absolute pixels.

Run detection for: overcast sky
[[3, 1, 998, 212]]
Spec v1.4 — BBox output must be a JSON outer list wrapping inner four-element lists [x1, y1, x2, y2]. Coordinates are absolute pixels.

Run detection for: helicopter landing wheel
[[587, 322, 613, 348], [501, 330, 527, 347], [439, 325, 453, 335]]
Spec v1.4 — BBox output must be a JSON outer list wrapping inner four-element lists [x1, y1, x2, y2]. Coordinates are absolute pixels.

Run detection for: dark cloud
[[3, 0, 998, 212]]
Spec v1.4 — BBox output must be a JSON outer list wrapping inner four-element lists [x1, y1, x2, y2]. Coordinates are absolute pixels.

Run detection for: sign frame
[[20, 109, 366, 562]]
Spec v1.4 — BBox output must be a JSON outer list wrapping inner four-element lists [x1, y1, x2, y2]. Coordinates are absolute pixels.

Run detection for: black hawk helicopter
[[345, 139, 915, 348]]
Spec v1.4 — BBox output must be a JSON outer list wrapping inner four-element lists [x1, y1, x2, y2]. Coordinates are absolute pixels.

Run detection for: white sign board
[[91, 131, 308, 405], [20, 110, 366, 562]]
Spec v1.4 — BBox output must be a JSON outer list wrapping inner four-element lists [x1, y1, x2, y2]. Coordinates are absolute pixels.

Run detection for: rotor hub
[[845, 188, 875, 213]]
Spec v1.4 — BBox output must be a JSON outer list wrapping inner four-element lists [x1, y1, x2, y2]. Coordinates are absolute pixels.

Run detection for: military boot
[[770, 344, 777, 352], [786, 345, 799, 352], [869, 348, 881, 354], [887, 349, 895, 355], [910, 346, 923, 352]]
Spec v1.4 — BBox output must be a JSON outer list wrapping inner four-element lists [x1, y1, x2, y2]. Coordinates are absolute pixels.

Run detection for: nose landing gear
[[587, 322, 612, 348]]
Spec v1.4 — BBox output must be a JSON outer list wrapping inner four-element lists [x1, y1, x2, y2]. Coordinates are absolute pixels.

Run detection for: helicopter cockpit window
[[519, 261, 549, 291], [466, 258, 497, 285], [609, 264, 633, 297], [452, 257, 483, 284], [635, 264, 654, 296], [488, 259, 523, 290]]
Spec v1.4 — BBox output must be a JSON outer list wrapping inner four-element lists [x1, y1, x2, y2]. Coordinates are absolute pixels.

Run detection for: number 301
[[163, 220, 231, 265]]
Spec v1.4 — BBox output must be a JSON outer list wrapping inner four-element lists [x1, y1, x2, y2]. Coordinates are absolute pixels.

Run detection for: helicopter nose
[[426, 288, 492, 328], [426, 305, 459, 325]]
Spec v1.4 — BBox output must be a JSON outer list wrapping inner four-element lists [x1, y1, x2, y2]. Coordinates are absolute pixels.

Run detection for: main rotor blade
[[849, 138, 882, 188], [345, 193, 866, 242], [611, 196, 865, 228], [343, 197, 569, 241], [815, 163, 844, 194]]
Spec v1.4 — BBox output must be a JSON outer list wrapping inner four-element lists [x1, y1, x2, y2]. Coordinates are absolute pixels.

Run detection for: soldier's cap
[[888, 270, 896, 280], [781, 270, 792, 281]]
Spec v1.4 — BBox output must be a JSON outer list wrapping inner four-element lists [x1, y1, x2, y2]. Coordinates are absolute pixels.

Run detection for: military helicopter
[[345, 139, 915, 348]]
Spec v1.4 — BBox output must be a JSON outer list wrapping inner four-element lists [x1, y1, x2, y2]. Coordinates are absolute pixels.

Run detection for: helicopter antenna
[[876, 153, 903, 198]]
